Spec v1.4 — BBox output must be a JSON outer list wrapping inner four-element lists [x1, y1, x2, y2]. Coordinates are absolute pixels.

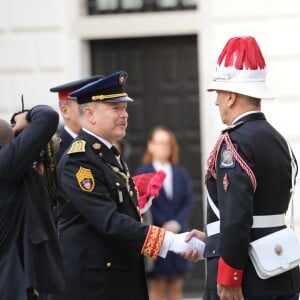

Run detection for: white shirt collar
[[64, 125, 78, 139]]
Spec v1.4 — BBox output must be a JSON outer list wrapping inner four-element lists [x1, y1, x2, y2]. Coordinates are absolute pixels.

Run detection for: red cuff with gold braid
[[141, 225, 166, 259], [217, 257, 243, 286]]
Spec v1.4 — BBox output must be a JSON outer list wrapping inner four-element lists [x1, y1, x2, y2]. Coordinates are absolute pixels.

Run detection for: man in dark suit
[[51, 71, 205, 300], [0, 105, 64, 299], [182, 36, 300, 300]]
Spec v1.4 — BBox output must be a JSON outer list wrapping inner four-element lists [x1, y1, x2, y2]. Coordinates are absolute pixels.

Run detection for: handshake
[[162, 231, 205, 260]]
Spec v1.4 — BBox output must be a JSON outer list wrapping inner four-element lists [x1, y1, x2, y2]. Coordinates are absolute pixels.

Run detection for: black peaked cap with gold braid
[[69, 71, 133, 104]]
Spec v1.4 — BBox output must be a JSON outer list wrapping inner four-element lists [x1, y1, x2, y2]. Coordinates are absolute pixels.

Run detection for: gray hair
[[78, 102, 99, 120]]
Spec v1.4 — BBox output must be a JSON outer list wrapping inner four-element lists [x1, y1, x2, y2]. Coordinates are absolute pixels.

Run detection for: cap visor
[[104, 96, 134, 103]]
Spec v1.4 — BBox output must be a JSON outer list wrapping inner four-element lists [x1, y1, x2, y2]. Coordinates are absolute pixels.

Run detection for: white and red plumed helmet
[[207, 36, 274, 100], [133, 171, 166, 215]]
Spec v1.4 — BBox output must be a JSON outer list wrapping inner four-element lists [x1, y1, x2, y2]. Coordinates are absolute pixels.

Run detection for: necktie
[[111, 145, 123, 169], [111, 145, 120, 157]]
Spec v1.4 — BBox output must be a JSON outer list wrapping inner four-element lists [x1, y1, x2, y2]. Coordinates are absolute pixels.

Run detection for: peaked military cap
[[50, 75, 104, 101], [69, 71, 133, 104]]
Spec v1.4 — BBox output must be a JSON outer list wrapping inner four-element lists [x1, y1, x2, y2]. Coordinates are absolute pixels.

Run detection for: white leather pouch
[[249, 227, 300, 279]]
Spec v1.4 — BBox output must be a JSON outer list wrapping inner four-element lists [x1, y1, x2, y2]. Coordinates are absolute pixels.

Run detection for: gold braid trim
[[141, 225, 166, 259], [43, 139, 68, 204], [91, 93, 128, 101]]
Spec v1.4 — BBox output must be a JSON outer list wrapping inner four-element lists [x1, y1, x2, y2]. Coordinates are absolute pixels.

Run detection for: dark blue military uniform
[[0, 106, 64, 299], [204, 112, 300, 298], [53, 130, 152, 300], [49, 71, 168, 300]]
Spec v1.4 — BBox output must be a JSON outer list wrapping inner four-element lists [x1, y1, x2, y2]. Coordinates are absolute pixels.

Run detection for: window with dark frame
[[88, 0, 197, 15]]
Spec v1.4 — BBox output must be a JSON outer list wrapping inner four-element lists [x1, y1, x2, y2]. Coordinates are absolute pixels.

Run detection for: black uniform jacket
[[56, 127, 74, 162], [0, 106, 65, 299], [204, 112, 300, 297], [54, 129, 150, 300]]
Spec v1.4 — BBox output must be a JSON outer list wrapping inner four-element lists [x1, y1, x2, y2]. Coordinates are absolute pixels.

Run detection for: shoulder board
[[67, 140, 86, 154], [222, 121, 244, 133]]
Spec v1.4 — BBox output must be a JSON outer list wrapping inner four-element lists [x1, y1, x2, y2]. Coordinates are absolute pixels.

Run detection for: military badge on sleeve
[[220, 146, 235, 168], [76, 166, 95, 192]]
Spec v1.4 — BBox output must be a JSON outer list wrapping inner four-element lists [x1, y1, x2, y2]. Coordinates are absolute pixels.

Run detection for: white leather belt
[[206, 214, 286, 237]]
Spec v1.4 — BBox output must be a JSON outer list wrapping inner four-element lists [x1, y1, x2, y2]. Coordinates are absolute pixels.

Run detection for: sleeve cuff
[[217, 257, 243, 286], [141, 225, 166, 259]]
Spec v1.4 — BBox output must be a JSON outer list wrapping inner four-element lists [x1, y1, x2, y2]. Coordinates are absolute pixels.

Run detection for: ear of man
[[227, 92, 237, 107]]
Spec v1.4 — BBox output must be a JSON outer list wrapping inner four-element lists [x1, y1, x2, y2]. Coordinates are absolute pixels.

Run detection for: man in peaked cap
[[50, 71, 205, 300], [47, 76, 104, 221], [182, 36, 300, 299], [50, 75, 103, 161]]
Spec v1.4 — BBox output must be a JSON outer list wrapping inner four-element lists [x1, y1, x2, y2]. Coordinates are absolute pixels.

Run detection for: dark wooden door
[[90, 35, 204, 295]]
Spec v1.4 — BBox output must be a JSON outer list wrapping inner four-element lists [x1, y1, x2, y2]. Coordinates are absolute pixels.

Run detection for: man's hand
[[168, 232, 205, 259], [179, 229, 207, 262], [217, 284, 244, 300], [11, 111, 29, 135], [184, 229, 207, 242]]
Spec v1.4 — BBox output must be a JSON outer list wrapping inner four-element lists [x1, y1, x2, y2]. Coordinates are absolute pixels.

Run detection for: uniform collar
[[222, 112, 266, 133], [64, 125, 78, 139], [231, 110, 261, 125], [78, 129, 122, 170], [82, 127, 112, 149], [233, 111, 266, 124]]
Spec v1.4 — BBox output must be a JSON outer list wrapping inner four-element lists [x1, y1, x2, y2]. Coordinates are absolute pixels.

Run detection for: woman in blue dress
[[136, 126, 194, 300]]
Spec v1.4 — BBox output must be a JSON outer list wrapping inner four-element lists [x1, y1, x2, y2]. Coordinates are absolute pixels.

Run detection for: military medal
[[107, 163, 131, 192], [223, 173, 229, 192], [118, 190, 124, 203]]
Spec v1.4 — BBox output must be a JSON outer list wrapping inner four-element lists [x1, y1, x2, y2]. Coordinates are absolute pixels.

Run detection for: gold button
[[106, 262, 112, 267], [130, 190, 134, 197], [115, 182, 120, 187], [92, 143, 101, 150]]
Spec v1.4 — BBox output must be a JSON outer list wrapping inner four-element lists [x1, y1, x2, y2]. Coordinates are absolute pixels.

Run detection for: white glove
[[169, 232, 205, 255]]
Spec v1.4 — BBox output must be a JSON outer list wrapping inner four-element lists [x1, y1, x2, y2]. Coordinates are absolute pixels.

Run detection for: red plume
[[217, 36, 266, 70]]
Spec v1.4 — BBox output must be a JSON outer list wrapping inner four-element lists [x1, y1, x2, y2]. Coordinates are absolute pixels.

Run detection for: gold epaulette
[[67, 140, 86, 154], [141, 225, 166, 259]]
